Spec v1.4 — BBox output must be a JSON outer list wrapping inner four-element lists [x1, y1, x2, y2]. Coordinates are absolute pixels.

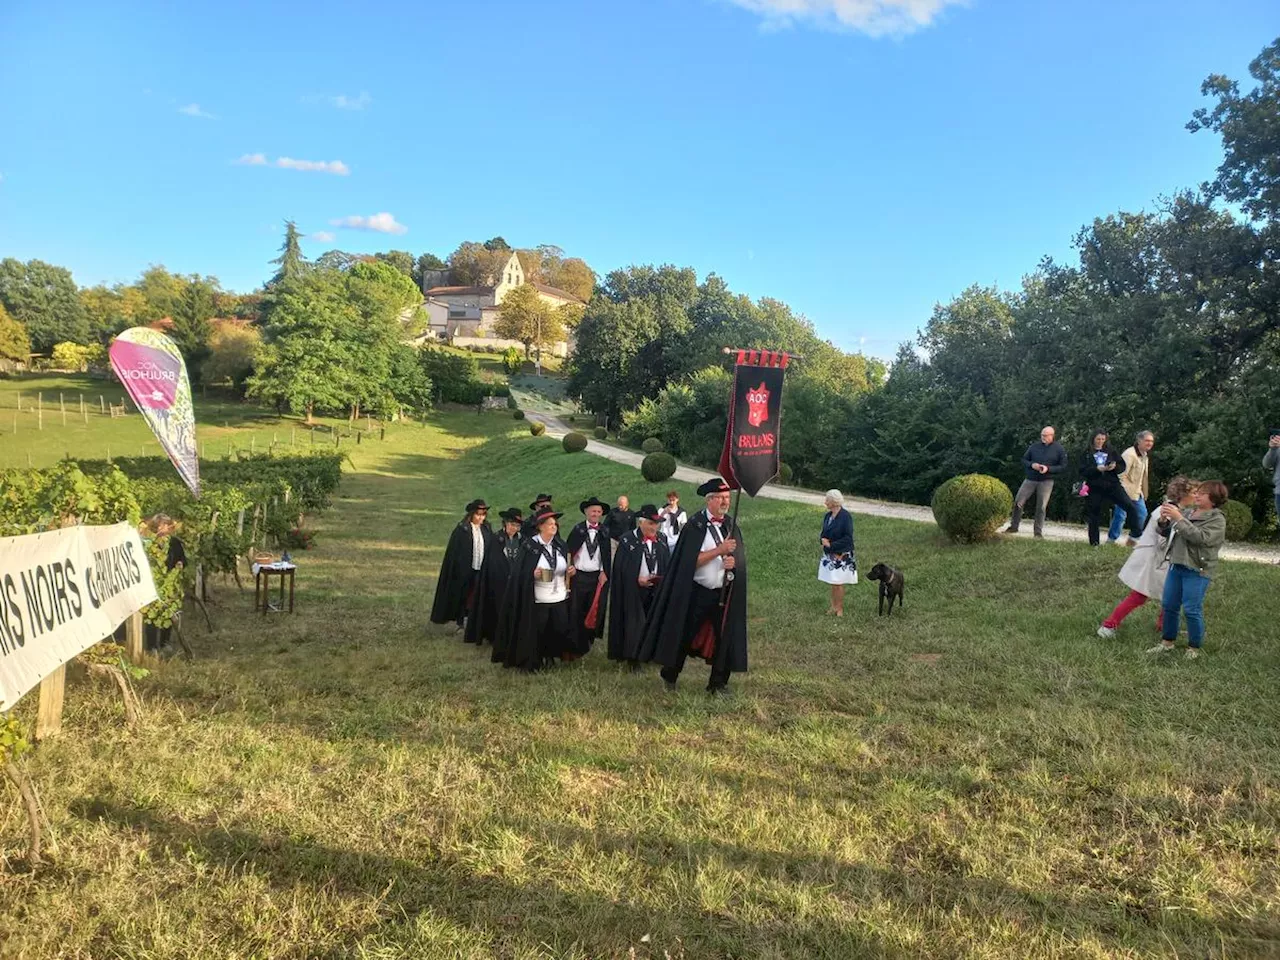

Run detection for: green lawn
[[3, 386, 1280, 958]]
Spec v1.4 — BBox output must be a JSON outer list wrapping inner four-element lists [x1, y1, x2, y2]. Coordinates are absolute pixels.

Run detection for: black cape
[[464, 530, 521, 644], [429, 521, 490, 625], [565, 521, 612, 652], [637, 510, 748, 673], [492, 535, 568, 669], [608, 530, 670, 662]]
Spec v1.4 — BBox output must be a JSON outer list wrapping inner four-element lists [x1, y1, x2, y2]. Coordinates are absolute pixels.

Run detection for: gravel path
[[526, 413, 1280, 566]]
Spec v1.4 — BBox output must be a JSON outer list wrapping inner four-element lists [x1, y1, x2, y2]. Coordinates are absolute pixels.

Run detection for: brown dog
[[866, 563, 904, 616]]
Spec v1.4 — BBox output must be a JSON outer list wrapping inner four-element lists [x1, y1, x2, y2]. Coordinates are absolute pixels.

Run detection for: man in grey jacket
[[1267, 433, 1280, 537]]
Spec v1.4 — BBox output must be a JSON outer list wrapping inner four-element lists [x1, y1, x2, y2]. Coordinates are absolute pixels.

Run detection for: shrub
[[1223, 499, 1253, 541], [642, 452, 677, 483], [776, 462, 793, 485], [594, 426, 608, 440], [641, 437, 664, 454], [530, 421, 546, 437], [513, 410, 525, 420], [931, 474, 1013, 543], [563, 432, 588, 453], [502, 347, 522, 375], [506, 393, 518, 410]]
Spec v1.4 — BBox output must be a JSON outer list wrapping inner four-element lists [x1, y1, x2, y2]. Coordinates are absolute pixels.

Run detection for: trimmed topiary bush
[[529, 421, 546, 437], [641, 452, 677, 483], [777, 462, 793, 485], [512, 409, 526, 420], [594, 426, 608, 440], [641, 437, 664, 454], [931, 474, 1013, 543], [1223, 499, 1253, 541], [563, 432, 588, 453]]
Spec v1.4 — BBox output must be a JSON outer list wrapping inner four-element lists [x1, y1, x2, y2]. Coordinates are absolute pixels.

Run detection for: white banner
[[0, 522, 158, 711]]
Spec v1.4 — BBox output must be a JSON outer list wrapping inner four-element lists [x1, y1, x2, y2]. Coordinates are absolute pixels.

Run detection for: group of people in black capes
[[428, 479, 749, 694]]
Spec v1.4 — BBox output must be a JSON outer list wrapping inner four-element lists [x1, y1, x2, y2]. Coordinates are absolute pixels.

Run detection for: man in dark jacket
[[1006, 426, 1067, 539], [605, 496, 636, 544]]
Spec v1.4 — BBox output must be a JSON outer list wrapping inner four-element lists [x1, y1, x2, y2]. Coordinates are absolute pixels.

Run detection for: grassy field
[[2, 377, 1280, 958]]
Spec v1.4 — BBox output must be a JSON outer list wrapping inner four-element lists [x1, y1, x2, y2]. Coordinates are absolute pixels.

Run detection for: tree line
[[569, 37, 1280, 526]]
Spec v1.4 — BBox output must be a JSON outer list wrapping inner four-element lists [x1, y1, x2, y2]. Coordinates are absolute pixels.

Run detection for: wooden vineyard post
[[124, 611, 144, 663], [81, 394, 87, 423], [60, 393, 66, 426], [35, 666, 66, 740], [38, 392, 43, 430], [100, 395, 106, 414]]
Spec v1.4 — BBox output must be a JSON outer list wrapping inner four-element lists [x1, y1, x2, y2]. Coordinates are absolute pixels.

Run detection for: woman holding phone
[[1080, 430, 1142, 547]]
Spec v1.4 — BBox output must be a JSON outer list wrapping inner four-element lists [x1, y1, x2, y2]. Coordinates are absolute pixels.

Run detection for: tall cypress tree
[[269, 220, 308, 286]]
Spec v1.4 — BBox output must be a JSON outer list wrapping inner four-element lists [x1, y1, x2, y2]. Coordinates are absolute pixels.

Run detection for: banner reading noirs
[[0, 523, 158, 711], [717, 351, 788, 497], [110, 327, 200, 497]]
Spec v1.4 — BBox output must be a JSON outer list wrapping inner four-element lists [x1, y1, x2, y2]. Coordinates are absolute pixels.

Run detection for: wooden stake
[[60, 393, 66, 426], [124, 611, 144, 663], [38, 393, 43, 431], [100, 395, 105, 414], [35, 666, 66, 739]]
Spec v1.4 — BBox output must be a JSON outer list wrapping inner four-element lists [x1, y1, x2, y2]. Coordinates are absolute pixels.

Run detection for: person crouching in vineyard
[[430, 500, 492, 632], [142, 513, 187, 655]]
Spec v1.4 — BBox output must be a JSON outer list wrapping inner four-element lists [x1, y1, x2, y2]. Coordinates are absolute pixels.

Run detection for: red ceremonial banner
[[717, 352, 788, 497]]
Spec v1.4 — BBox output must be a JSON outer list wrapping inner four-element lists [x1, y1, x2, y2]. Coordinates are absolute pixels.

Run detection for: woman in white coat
[[1096, 476, 1196, 639]]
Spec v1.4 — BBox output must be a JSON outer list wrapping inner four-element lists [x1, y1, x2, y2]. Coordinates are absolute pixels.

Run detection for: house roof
[[531, 281, 585, 305], [424, 285, 493, 297]]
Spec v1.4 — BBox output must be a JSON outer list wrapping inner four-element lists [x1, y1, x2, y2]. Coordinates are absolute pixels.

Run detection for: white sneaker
[[1146, 642, 1175, 655], [1096, 625, 1116, 639], [1185, 648, 1200, 660]]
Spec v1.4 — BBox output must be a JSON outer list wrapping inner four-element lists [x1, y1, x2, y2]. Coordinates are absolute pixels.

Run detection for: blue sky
[[1, 0, 1276, 358]]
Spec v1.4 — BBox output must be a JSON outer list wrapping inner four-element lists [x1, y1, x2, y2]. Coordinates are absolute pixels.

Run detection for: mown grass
[[2, 399, 1280, 958]]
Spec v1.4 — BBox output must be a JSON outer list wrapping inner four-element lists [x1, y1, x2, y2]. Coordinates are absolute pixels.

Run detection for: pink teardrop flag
[[109, 327, 201, 496]]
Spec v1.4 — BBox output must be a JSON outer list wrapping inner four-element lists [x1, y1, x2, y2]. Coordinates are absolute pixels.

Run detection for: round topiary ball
[[1223, 499, 1253, 541], [563, 432, 588, 453], [931, 474, 1013, 543], [529, 421, 546, 437], [641, 437, 664, 454], [642, 452, 677, 483], [777, 462, 793, 485], [512, 409, 526, 420], [593, 426, 608, 440]]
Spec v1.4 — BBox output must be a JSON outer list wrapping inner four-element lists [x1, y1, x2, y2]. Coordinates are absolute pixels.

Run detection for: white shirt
[[574, 524, 604, 573], [660, 507, 687, 550], [470, 523, 485, 571], [637, 536, 661, 583], [532, 536, 568, 604], [692, 511, 729, 590]]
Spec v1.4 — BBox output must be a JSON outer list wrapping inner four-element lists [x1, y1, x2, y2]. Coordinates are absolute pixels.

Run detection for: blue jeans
[[1161, 563, 1211, 648], [1109, 495, 1148, 542]]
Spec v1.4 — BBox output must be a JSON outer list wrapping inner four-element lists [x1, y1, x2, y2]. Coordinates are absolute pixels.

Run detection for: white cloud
[[276, 157, 350, 175], [722, 0, 964, 36], [307, 230, 337, 243], [235, 153, 268, 166], [330, 212, 408, 235], [331, 91, 372, 110], [178, 102, 216, 119]]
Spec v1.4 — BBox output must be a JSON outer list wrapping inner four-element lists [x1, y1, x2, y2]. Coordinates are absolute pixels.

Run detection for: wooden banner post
[[34, 666, 66, 740]]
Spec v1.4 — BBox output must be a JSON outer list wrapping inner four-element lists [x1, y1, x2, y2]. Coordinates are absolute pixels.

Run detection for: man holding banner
[[638, 349, 790, 695]]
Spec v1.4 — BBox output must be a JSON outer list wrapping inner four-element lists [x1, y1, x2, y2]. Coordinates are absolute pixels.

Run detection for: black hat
[[498, 507, 523, 523], [697, 478, 733, 497], [531, 507, 563, 526], [635, 503, 662, 523], [466, 499, 489, 513], [579, 496, 609, 513], [529, 494, 553, 511]]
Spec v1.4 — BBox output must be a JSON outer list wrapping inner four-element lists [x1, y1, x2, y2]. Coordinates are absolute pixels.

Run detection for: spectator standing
[[1006, 426, 1068, 538], [1266, 433, 1280, 539], [1080, 430, 1143, 547], [1108, 430, 1155, 545]]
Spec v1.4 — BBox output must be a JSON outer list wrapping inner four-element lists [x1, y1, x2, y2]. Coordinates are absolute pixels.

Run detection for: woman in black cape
[[492, 508, 573, 671], [465, 507, 523, 645], [429, 499, 491, 628], [608, 504, 670, 670]]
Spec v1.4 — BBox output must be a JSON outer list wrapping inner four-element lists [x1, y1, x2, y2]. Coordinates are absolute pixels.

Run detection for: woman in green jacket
[[1148, 480, 1228, 660]]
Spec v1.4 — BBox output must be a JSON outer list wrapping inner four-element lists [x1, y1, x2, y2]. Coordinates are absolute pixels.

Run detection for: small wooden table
[[253, 562, 296, 615]]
